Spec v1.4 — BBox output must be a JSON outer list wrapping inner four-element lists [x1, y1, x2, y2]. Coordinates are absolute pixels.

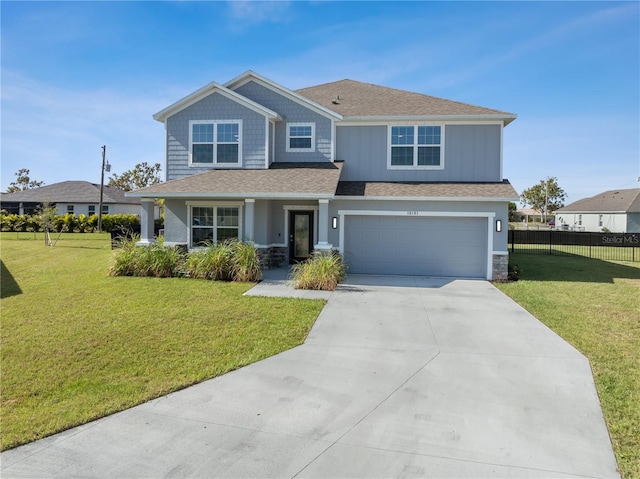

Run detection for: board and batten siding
[[165, 92, 267, 181], [336, 124, 502, 182], [234, 80, 333, 163]]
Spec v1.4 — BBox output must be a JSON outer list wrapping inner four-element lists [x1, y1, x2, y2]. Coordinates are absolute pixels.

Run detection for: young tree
[[520, 177, 567, 221], [6, 168, 45, 193], [107, 162, 162, 191]]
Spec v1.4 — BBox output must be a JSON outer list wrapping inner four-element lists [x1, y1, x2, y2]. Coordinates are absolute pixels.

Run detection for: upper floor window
[[286, 123, 315, 152], [190, 120, 242, 166], [598, 215, 603, 227], [388, 125, 443, 169]]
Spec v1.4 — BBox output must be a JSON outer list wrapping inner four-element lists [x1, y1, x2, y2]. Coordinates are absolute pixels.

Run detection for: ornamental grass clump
[[229, 240, 262, 282], [290, 251, 346, 291], [109, 236, 185, 278], [184, 241, 234, 280]]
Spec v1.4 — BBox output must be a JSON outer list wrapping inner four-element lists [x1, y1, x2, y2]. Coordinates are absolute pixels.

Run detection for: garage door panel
[[344, 216, 487, 278]]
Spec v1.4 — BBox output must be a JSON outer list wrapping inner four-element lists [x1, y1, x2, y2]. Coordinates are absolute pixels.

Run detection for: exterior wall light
[[496, 219, 502, 232], [332, 217, 338, 229]]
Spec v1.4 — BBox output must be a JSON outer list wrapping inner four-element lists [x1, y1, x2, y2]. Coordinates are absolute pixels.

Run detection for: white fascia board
[[340, 114, 517, 125], [152, 82, 282, 122], [224, 71, 343, 121], [334, 195, 519, 202]]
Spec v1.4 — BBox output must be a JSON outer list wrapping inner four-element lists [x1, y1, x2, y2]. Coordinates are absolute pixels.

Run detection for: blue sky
[[2, 1, 639, 205]]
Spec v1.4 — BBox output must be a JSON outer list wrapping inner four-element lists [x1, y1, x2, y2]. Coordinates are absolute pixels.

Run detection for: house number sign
[[407, 211, 420, 216]]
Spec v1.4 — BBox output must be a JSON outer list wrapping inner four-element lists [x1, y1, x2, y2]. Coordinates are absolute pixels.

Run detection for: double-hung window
[[190, 205, 241, 247], [88, 205, 96, 216], [190, 120, 242, 166], [389, 125, 443, 169], [286, 123, 315, 152]]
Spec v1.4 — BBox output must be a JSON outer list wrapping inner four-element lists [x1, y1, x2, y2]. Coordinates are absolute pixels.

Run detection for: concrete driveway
[[1, 276, 619, 478]]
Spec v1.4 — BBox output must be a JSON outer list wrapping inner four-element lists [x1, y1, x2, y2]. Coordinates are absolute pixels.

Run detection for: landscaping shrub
[[109, 234, 141, 276], [290, 251, 346, 291], [507, 262, 520, 281], [109, 236, 185, 278], [0, 212, 140, 233], [112, 239, 261, 282], [229, 240, 262, 282], [184, 241, 234, 280]]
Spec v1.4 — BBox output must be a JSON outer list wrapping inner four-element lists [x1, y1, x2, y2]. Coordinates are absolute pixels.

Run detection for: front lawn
[[495, 253, 640, 479], [0, 233, 325, 451]]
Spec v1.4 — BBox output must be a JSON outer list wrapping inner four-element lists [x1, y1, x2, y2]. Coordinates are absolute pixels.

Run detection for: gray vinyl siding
[[336, 124, 502, 182], [234, 80, 332, 163], [165, 92, 267, 181]]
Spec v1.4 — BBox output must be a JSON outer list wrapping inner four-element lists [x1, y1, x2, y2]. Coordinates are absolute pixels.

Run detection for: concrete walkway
[[1, 274, 619, 478]]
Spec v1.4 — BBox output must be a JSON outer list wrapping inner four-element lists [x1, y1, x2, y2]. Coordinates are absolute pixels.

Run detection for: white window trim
[[286, 122, 315, 153], [387, 124, 445, 170], [186, 201, 244, 249], [189, 120, 243, 167]]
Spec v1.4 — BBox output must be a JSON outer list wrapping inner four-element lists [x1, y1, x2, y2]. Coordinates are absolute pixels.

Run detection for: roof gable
[[557, 188, 640, 213], [153, 82, 282, 123], [296, 79, 517, 124], [224, 71, 343, 121]]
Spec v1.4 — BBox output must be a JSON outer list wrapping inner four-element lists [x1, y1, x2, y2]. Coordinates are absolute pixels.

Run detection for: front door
[[289, 210, 314, 263]]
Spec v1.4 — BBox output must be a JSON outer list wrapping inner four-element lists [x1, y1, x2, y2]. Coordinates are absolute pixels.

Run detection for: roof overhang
[[153, 82, 282, 123]]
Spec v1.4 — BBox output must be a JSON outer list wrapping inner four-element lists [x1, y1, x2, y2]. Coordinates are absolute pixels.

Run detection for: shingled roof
[[128, 163, 343, 199], [296, 79, 516, 123], [556, 188, 640, 213], [336, 180, 519, 200], [0, 181, 140, 204]]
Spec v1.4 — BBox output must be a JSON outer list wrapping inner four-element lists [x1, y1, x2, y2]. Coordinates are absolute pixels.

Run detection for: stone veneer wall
[[257, 247, 288, 269], [492, 253, 509, 281]]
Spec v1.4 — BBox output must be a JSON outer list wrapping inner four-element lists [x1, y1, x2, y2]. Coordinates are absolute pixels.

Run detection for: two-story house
[[129, 71, 518, 280]]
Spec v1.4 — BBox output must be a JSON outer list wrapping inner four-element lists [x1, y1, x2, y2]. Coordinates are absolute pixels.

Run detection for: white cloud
[[226, 1, 292, 30], [1, 71, 169, 190]]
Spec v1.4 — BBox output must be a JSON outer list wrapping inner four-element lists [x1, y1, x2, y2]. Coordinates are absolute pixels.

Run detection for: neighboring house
[[555, 188, 640, 233], [515, 208, 545, 223], [129, 71, 518, 279], [0, 181, 142, 217]]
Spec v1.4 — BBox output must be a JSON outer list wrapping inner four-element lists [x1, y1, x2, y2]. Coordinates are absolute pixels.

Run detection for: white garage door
[[343, 216, 487, 278]]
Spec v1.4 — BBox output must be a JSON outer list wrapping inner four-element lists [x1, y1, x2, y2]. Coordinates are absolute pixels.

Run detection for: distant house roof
[[127, 163, 344, 199], [296, 79, 517, 124], [556, 188, 640, 214], [336, 180, 519, 200], [0, 181, 140, 205]]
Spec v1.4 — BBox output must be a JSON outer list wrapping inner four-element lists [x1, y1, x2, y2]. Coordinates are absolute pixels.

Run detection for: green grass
[[495, 254, 640, 479], [0, 233, 325, 450]]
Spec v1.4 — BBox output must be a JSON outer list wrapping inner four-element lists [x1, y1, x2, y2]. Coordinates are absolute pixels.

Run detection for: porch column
[[315, 199, 332, 250], [138, 198, 156, 245], [244, 199, 255, 242]]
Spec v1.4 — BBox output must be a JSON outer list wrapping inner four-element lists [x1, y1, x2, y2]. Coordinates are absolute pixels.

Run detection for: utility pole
[[98, 145, 107, 232]]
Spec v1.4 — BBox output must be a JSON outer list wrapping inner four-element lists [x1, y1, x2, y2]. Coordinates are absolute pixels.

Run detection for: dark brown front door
[[289, 210, 314, 263]]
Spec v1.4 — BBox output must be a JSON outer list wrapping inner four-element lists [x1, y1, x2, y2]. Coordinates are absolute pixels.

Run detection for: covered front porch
[[128, 161, 344, 267]]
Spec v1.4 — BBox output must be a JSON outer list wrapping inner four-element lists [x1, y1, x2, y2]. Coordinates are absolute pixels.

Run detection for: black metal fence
[[509, 230, 639, 262]]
